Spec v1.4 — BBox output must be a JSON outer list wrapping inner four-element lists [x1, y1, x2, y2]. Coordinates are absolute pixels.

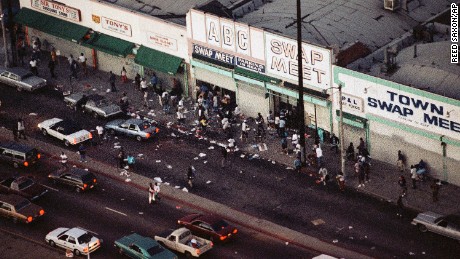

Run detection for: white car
[[45, 227, 101, 256], [38, 118, 92, 146]]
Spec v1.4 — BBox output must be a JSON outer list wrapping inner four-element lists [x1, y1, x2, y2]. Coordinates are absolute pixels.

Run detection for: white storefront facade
[[334, 66, 460, 185]]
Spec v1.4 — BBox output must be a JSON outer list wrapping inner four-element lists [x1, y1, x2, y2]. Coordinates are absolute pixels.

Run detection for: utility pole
[[296, 0, 306, 164], [0, 0, 9, 67], [6, 0, 16, 66], [339, 84, 346, 176]]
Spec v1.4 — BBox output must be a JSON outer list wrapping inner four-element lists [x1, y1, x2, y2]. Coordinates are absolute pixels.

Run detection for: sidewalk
[[24, 47, 460, 217]]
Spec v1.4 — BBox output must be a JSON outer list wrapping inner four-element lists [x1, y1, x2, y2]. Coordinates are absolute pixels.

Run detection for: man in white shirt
[[315, 145, 323, 167], [29, 59, 38, 76], [60, 152, 68, 168], [96, 125, 104, 144], [78, 53, 87, 75]]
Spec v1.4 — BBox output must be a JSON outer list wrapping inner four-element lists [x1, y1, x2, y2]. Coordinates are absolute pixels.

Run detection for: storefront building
[[15, 0, 188, 92], [334, 66, 460, 185], [187, 9, 333, 129]]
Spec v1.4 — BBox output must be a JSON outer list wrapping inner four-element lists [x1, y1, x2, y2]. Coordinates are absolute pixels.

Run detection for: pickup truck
[[154, 228, 213, 258], [0, 176, 48, 201]]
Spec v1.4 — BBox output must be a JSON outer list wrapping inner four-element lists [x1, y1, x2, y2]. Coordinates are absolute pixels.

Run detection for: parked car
[[105, 118, 159, 141], [178, 214, 238, 243], [48, 168, 97, 193], [0, 176, 48, 201], [154, 228, 213, 258], [412, 211, 460, 241], [64, 93, 122, 119], [0, 194, 45, 223], [0, 141, 41, 168], [38, 118, 92, 146], [0, 67, 47, 91], [45, 227, 101, 256], [114, 233, 177, 259]]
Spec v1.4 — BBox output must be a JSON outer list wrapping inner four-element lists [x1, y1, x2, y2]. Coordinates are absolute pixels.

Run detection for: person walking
[[397, 150, 406, 172], [29, 58, 38, 76], [143, 91, 150, 109], [398, 175, 407, 197], [317, 166, 329, 185], [50, 47, 57, 64], [140, 77, 148, 93], [315, 144, 323, 167], [121, 66, 127, 83], [336, 171, 345, 192], [221, 147, 228, 168], [148, 183, 155, 204], [291, 131, 299, 149], [357, 137, 366, 156], [279, 116, 286, 137], [150, 73, 158, 91], [153, 182, 161, 201], [431, 179, 441, 202], [346, 142, 355, 161], [69, 58, 78, 82], [78, 53, 87, 76], [78, 144, 87, 162], [109, 71, 117, 92], [96, 125, 104, 144], [330, 133, 339, 154], [117, 148, 126, 169], [60, 152, 68, 168], [187, 166, 195, 189], [294, 157, 302, 174], [410, 165, 417, 189], [255, 113, 265, 137], [134, 73, 141, 91], [17, 118, 27, 140], [241, 119, 249, 141], [48, 59, 56, 78], [281, 137, 288, 154]]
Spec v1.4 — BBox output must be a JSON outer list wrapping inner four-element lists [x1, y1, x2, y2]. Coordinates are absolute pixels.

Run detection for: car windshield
[[96, 99, 109, 107], [15, 199, 31, 210], [77, 233, 93, 244], [17, 178, 34, 189], [147, 245, 165, 256], [22, 72, 33, 79], [81, 173, 96, 183], [211, 220, 229, 231]]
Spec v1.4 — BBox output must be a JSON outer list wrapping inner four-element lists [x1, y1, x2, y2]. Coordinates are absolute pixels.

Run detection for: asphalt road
[[0, 159, 317, 259], [1, 85, 460, 258]]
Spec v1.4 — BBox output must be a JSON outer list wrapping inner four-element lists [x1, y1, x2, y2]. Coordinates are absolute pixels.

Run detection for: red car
[[177, 214, 238, 243]]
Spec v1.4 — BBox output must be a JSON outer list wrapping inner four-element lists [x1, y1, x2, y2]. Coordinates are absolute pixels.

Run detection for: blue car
[[114, 233, 177, 259]]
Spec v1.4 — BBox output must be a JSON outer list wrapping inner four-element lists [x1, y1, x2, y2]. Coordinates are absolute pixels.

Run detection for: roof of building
[[99, 0, 235, 25], [369, 40, 460, 100], [236, 0, 455, 51]]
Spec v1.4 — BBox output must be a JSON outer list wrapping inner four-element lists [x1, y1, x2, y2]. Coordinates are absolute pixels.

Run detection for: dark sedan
[[0, 176, 48, 201], [48, 168, 97, 193], [177, 214, 238, 243], [0, 67, 47, 91]]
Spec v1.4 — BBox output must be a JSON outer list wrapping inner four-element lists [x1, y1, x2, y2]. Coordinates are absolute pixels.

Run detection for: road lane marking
[[105, 207, 127, 216], [41, 184, 59, 192]]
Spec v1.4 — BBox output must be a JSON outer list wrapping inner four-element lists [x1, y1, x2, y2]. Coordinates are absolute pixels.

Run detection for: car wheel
[[42, 129, 48, 136], [12, 217, 18, 224], [13, 162, 19, 168], [64, 140, 70, 147], [185, 251, 193, 258], [49, 240, 56, 247], [418, 224, 428, 232], [75, 187, 81, 193], [93, 112, 99, 119], [17, 86, 22, 92], [74, 249, 81, 256], [136, 136, 142, 142], [109, 129, 116, 135]]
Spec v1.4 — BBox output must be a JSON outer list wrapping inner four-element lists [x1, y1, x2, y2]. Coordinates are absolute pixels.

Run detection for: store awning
[[135, 46, 183, 75], [14, 8, 89, 43], [83, 33, 134, 58], [234, 67, 281, 84]]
